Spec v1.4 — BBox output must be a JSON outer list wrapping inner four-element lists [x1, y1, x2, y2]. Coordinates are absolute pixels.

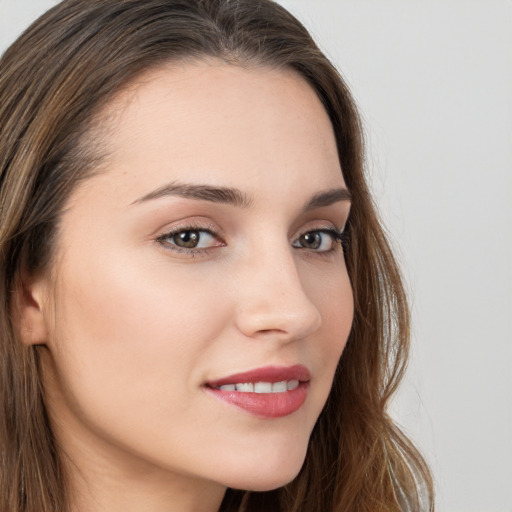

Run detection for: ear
[[13, 272, 50, 346]]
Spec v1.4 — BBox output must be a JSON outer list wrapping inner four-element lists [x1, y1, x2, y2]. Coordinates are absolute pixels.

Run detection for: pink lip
[[205, 365, 310, 419]]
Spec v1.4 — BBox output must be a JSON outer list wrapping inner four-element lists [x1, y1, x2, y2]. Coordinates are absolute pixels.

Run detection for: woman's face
[[36, 62, 353, 500]]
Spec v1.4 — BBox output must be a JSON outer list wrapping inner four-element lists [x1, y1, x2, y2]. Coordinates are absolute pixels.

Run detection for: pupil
[[176, 231, 199, 248], [302, 232, 321, 249]]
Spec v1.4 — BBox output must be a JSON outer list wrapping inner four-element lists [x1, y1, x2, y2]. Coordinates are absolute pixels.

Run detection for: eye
[[170, 230, 212, 249], [292, 229, 343, 252], [157, 226, 224, 253]]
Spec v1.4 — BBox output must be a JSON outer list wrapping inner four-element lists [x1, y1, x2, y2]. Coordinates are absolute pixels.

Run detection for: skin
[[21, 61, 354, 512]]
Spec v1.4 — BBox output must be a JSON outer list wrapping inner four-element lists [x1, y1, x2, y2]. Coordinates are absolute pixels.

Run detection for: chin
[[238, 473, 300, 493], [218, 444, 308, 492]]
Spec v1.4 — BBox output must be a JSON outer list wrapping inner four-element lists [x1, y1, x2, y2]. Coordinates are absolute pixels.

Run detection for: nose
[[233, 244, 322, 342]]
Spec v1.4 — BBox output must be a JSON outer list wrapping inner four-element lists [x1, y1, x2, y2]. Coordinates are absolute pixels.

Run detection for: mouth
[[204, 365, 310, 418], [211, 379, 301, 393]]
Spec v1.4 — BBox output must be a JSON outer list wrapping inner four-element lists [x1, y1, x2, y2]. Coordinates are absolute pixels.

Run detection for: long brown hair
[[0, 1, 434, 510]]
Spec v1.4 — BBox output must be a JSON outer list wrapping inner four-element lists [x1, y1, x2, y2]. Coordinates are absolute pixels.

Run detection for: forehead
[[71, 60, 345, 212]]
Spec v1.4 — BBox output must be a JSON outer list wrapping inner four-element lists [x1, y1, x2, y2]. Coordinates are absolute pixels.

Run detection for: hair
[[0, 0, 434, 510]]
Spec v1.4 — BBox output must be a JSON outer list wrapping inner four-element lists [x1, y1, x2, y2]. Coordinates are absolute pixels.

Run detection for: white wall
[[1, 1, 511, 511]]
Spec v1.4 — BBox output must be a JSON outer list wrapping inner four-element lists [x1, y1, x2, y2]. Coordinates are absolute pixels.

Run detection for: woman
[[0, 0, 434, 510]]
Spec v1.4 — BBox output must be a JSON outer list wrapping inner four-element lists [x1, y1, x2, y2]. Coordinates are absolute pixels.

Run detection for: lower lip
[[205, 382, 309, 418]]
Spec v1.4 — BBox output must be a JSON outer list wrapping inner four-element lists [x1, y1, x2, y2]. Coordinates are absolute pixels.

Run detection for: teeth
[[272, 381, 288, 393], [235, 382, 254, 392], [287, 379, 299, 390], [216, 380, 301, 393], [218, 384, 236, 391], [254, 382, 272, 393]]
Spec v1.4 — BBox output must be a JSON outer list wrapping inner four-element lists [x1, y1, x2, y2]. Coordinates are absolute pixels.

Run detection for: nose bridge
[[234, 238, 322, 341]]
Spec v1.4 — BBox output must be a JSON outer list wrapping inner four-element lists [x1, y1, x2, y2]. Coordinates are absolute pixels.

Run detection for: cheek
[[303, 258, 354, 342], [301, 262, 353, 400], [47, 248, 229, 427], [56, 246, 224, 351]]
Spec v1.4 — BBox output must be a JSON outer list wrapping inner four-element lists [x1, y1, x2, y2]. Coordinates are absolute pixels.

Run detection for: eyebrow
[[303, 187, 352, 211], [132, 181, 351, 211], [132, 182, 252, 208]]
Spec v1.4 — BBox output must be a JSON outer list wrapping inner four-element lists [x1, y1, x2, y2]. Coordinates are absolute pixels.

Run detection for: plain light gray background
[[1, 1, 511, 511]]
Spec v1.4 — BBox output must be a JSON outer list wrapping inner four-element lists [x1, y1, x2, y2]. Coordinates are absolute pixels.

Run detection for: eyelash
[[155, 222, 221, 256], [156, 224, 348, 257], [292, 227, 347, 256]]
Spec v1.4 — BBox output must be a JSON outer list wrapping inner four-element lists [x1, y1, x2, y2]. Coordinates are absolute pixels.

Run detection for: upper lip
[[206, 364, 311, 387]]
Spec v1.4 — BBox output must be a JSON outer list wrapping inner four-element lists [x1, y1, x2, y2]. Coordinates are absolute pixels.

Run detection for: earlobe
[[13, 275, 50, 346]]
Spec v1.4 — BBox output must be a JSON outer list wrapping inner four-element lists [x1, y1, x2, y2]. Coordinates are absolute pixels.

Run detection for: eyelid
[[293, 226, 344, 247], [155, 218, 221, 239], [293, 220, 345, 239], [155, 221, 225, 256]]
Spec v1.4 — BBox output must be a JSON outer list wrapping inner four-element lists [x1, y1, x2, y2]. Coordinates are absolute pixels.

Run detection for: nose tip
[[236, 299, 322, 341], [234, 258, 322, 342]]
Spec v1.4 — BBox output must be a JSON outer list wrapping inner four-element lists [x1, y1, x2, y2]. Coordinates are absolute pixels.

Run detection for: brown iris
[[298, 232, 322, 250], [174, 230, 200, 248]]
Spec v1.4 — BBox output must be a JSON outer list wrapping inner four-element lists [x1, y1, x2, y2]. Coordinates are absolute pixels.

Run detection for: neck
[[64, 450, 226, 512]]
